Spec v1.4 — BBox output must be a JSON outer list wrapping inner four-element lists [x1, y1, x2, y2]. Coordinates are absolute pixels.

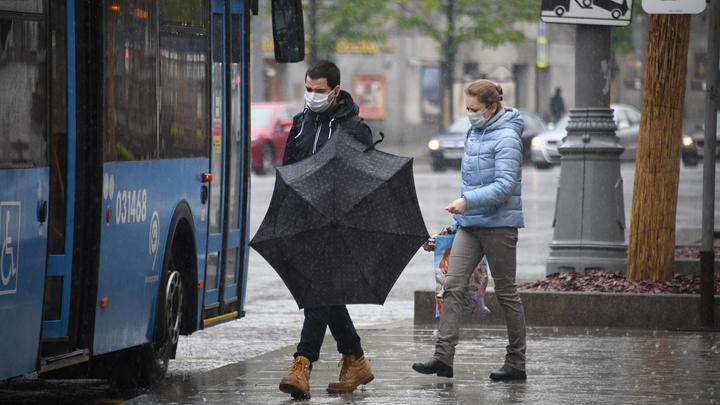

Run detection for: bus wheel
[[611, 9, 622, 19], [143, 265, 184, 386], [117, 257, 183, 388], [554, 7, 565, 16], [158, 269, 183, 356], [581, 0, 591, 7]]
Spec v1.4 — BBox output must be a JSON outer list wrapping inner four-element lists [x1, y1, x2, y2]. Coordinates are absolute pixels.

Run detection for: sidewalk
[[126, 321, 719, 404]]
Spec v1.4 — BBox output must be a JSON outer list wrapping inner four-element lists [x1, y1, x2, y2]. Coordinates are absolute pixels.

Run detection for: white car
[[530, 104, 641, 169]]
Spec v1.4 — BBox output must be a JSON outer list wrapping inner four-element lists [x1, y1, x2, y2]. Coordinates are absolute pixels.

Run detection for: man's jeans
[[434, 226, 527, 371], [294, 305, 363, 363]]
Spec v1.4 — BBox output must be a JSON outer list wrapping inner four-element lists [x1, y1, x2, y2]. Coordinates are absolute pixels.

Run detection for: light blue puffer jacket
[[454, 106, 525, 229]]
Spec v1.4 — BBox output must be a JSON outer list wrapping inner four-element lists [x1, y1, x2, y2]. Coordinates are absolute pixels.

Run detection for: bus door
[[0, 1, 56, 379], [34, 0, 91, 373], [203, 0, 249, 325]]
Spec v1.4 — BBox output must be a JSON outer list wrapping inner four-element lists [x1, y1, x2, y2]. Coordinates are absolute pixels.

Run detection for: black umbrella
[[249, 128, 429, 309]]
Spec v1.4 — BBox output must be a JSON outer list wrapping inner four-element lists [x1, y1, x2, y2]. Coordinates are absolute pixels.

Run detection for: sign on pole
[[537, 37, 548, 68], [541, 0, 633, 26], [642, 0, 706, 14], [537, 20, 548, 68]]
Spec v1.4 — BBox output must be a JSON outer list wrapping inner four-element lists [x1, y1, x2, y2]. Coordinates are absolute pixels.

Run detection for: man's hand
[[445, 197, 467, 215]]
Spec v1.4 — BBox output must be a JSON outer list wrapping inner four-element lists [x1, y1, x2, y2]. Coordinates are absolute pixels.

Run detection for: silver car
[[530, 104, 641, 169]]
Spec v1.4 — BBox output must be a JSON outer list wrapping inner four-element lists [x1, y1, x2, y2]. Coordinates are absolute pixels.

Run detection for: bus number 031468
[[115, 189, 148, 225]]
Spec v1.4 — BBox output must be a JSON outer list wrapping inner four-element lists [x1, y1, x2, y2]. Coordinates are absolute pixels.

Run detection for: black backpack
[[341, 115, 384, 148]]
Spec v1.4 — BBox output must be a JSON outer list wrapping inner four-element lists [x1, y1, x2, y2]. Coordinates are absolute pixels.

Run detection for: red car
[[251, 102, 303, 175]]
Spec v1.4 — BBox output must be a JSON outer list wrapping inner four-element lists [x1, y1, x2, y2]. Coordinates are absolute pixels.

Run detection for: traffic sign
[[642, 0, 706, 14], [541, 0, 633, 27]]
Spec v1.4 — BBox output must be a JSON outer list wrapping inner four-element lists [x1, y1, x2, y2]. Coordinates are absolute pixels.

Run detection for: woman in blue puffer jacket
[[413, 79, 528, 381]]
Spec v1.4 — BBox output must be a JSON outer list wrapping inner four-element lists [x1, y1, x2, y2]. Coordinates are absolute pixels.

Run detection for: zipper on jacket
[[312, 116, 321, 153], [312, 117, 336, 153]]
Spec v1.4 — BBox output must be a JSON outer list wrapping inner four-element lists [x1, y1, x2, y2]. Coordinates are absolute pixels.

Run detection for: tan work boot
[[326, 354, 374, 393], [279, 356, 312, 399]]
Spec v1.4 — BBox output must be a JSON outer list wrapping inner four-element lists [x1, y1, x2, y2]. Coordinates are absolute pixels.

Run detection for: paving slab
[[126, 322, 719, 404]]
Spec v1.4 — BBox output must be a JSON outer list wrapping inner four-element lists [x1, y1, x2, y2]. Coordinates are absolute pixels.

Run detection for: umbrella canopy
[[250, 128, 429, 309]]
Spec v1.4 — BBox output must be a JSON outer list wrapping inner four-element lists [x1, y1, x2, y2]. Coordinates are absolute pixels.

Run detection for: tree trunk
[[307, 0, 318, 65], [627, 14, 691, 281], [440, 0, 456, 131], [441, 54, 455, 130]]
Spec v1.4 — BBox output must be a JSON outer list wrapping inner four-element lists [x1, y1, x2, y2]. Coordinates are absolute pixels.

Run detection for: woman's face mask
[[304, 90, 336, 113], [468, 106, 490, 127]]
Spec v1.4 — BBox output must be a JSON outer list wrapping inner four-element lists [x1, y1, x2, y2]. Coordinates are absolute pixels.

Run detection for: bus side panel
[[0, 168, 49, 379], [93, 159, 207, 355]]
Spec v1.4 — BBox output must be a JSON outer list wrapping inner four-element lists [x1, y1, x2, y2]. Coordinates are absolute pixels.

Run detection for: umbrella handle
[[364, 131, 385, 153]]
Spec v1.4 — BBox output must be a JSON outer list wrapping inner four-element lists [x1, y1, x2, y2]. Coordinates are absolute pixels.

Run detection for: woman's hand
[[445, 197, 467, 215]]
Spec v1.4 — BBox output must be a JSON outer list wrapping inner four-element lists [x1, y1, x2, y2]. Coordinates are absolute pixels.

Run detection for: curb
[[674, 258, 720, 274], [414, 290, 720, 329]]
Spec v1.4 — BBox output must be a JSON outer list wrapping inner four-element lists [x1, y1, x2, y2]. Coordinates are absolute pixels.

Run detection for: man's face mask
[[304, 90, 336, 113]]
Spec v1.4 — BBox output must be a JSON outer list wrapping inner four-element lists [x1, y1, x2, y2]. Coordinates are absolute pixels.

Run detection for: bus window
[[0, 18, 48, 169], [160, 0, 205, 28], [159, 18, 209, 158], [271, 0, 304, 63], [0, 0, 43, 13], [48, 3, 68, 255], [105, 0, 158, 162]]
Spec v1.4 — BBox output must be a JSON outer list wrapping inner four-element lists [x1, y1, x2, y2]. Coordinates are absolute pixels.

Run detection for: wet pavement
[[126, 322, 719, 404], [127, 155, 719, 404]]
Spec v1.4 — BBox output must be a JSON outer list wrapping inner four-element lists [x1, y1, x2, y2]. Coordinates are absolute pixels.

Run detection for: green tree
[[611, 0, 644, 55], [392, 0, 537, 128], [303, 0, 390, 64]]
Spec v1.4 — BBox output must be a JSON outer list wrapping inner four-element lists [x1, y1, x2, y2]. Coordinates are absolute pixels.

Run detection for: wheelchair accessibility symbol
[[1, 202, 20, 295]]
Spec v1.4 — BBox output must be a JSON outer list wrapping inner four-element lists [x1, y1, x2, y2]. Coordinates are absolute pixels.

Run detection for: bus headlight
[[682, 136, 694, 147], [531, 136, 543, 147], [428, 139, 440, 150]]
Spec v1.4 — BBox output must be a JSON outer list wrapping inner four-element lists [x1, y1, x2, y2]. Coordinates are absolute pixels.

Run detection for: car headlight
[[682, 136, 694, 147], [428, 139, 440, 150], [531, 136, 543, 147]]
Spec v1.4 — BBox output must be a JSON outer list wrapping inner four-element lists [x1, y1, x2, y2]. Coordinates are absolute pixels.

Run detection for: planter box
[[674, 258, 720, 275], [414, 290, 720, 329]]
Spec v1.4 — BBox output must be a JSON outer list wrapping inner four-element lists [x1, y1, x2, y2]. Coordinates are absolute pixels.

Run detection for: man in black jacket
[[279, 60, 374, 400]]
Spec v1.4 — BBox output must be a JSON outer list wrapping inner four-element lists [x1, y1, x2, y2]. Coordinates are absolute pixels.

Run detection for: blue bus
[[0, 0, 303, 386]]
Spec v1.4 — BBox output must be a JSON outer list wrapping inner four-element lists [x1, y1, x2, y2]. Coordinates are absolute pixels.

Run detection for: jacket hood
[[471, 107, 524, 138]]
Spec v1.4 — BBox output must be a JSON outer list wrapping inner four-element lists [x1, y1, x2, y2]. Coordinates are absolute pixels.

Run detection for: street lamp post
[[546, 25, 628, 275]]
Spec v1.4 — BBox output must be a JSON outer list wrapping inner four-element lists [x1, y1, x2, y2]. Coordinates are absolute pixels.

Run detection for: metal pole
[[700, 0, 719, 328], [574, 25, 611, 108]]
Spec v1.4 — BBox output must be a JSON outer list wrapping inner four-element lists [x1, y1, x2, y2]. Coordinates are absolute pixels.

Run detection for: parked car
[[427, 109, 547, 172], [251, 102, 302, 175], [681, 111, 720, 167], [530, 104, 641, 169]]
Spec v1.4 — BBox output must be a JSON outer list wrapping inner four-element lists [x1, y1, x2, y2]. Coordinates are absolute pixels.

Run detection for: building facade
[[251, 6, 716, 147]]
